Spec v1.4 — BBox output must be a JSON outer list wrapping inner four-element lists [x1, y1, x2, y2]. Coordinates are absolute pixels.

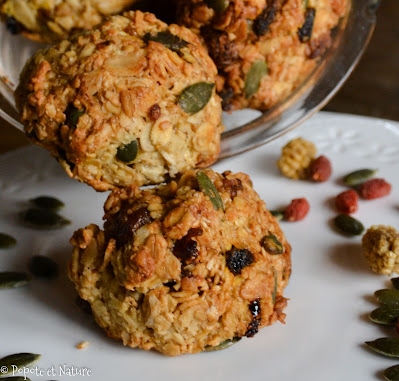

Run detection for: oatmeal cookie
[[69, 169, 291, 356], [16, 11, 224, 191], [178, 0, 348, 111], [0, 0, 139, 43]]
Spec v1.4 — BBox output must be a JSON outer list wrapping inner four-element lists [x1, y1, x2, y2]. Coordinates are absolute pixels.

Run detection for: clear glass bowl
[[0, 0, 378, 158]]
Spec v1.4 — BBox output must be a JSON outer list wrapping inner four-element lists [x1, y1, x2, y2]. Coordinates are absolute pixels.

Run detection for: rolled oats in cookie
[[177, 0, 348, 111], [0, 0, 139, 43], [68, 169, 291, 356], [16, 11, 224, 191]]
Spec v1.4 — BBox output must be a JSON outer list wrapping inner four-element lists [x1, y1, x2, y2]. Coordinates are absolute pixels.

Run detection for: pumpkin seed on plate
[[365, 338, 399, 358], [65, 104, 85, 129], [369, 306, 399, 325], [384, 364, 399, 381], [143, 31, 188, 52], [29, 196, 64, 211], [333, 214, 364, 236], [343, 168, 377, 186], [20, 208, 70, 230], [270, 210, 284, 221], [28, 256, 59, 279], [0, 353, 41, 375], [0, 233, 17, 249], [116, 139, 139, 163], [205, 0, 229, 12], [261, 234, 284, 254], [375, 289, 399, 306], [0, 272, 31, 289], [178, 82, 215, 114], [204, 337, 241, 352], [196, 171, 224, 211], [244, 60, 268, 99]]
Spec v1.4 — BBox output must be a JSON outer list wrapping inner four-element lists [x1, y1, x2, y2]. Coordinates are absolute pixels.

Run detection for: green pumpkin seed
[[333, 214, 364, 236], [0, 272, 31, 289], [1, 377, 31, 381], [0, 233, 17, 249], [204, 337, 241, 352], [0, 353, 41, 375], [205, 0, 229, 12], [270, 210, 284, 221], [384, 364, 399, 381], [143, 31, 188, 52], [261, 234, 284, 254], [117, 139, 138, 163], [29, 196, 64, 211], [65, 104, 85, 129], [28, 256, 59, 279], [196, 171, 224, 211], [375, 289, 399, 306], [343, 168, 377, 186], [20, 208, 70, 230], [178, 82, 215, 114], [392, 278, 399, 290], [244, 61, 268, 99], [365, 338, 399, 358], [272, 266, 278, 304], [369, 306, 399, 325]]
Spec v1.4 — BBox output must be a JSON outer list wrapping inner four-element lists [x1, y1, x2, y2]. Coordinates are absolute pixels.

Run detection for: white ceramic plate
[[1, 111, 398, 381]]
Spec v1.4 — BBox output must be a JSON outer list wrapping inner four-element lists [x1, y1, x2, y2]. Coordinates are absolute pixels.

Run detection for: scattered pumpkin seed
[[369, 306, 399, 325], [116, 139, 139, 163], [65, 104, 85, 129], [29, 196, 64, 211], [343, 168, 377, 186], [0, 272, 31, 289], [204, 337, 241, 352], [261, 234, 284, 254], [375, 289, 399, 306], [0, 353, 41, 375], [28, 256, 59, 279], [365, 338, 399, 358], [178, 82, 215, 114], [333, 214, 364, 236], [270, 210, 284, 221], [244, 60, 268, 99], [392, 278, 399, 290], [205, 0, 229, 12], [20, 208, 71, 230], [196, 171, 224, 211], [384, 364, 399, 381], [272, 266, 278, 304], [143, 31, 188, 52], [0, 233, 17, 249]]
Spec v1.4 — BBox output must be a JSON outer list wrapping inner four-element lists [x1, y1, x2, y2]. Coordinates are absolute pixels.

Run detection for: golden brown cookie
[[69, 169, 291, 356]]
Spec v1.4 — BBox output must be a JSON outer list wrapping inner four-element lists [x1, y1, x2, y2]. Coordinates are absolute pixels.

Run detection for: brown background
[[0, 0, 398, 155]]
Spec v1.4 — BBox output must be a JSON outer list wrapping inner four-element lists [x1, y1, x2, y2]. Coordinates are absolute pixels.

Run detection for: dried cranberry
[[253, 0, 280, 37], [173, 228, 203, 264], [298, 8, 316, 43], [246, 298, 262, 337], [226, 247, 254, 275]]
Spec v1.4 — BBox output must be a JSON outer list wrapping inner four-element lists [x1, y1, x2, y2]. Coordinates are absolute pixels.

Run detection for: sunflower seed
[[365, 338, 399, 358], [270, 211, 284, 221], [384, 364, 399, 381], [343, 169, 377, 186], [375, 289, 399, 306], [116, 139, 138, 163], [369, 306, 399, 325], [244, 61, 268, 99], [204, 337, 241, 352], [178, 82, 215, 114], [0, 233, 17, 249], [333, 214, 364, 236], [65, 104, 85, 129], [0, 353, 41, 375], [261, 234, 284, 254], [196, 171, 224, 211], [29, 256, 59, 279], [205, 0, 229, 12], [0, 272, 31, 289], [20, 208, 71, 230], [143, 31, 188, 52], [29, 196, 64, 211]]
